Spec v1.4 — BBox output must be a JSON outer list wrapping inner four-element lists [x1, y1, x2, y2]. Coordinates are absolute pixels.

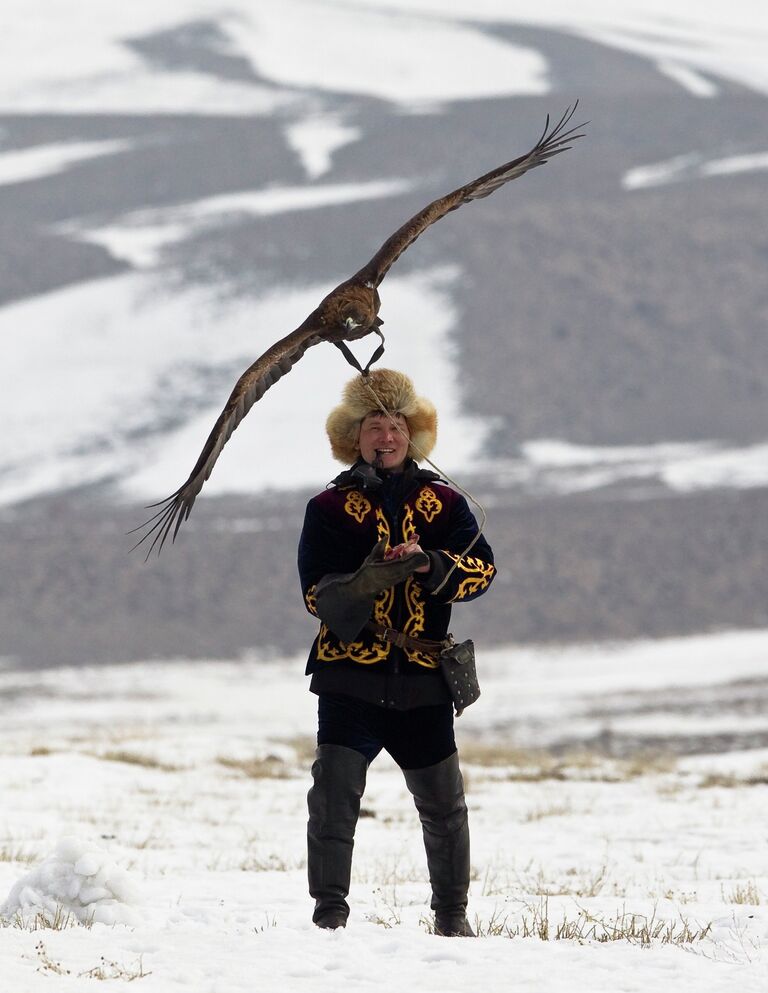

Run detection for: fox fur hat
[[326, 369, 438, 465]]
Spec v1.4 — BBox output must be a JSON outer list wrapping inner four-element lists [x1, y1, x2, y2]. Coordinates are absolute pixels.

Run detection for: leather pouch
[[439, 638, 479, 716]]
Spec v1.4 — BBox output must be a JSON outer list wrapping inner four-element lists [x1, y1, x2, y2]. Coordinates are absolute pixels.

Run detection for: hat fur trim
[[326, 369, 437, 464]]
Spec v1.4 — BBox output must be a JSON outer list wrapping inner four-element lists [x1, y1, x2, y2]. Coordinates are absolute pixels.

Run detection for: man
[[298, 368, 496, 935]]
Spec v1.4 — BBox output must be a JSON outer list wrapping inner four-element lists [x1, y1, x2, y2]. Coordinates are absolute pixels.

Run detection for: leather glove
[[314, 539, 429, 643], [347, 539, 429, 595]]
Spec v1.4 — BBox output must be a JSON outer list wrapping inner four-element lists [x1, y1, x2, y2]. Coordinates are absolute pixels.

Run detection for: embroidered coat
[[298, 460, 496, 709]]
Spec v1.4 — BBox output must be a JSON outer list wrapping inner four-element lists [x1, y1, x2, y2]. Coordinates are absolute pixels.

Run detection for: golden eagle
[[134, 104, 584, 555]]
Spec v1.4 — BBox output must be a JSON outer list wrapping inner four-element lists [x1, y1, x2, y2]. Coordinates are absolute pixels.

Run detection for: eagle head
[[340, 298, 377, 338]]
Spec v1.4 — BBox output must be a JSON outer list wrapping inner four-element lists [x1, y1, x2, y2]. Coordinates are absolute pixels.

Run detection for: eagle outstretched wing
[[133, 103, 585, 556], [353, 103, 583, 288], [131, 319, 323, 556]]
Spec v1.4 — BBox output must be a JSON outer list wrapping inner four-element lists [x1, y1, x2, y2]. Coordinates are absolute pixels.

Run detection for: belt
[[365, 621, 450, 656]]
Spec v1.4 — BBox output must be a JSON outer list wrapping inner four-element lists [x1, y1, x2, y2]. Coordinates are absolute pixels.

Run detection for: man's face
[[357, 411, 410, 471]]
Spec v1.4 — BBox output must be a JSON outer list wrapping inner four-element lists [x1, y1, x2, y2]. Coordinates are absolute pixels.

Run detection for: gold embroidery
[[415, 486, 442, 523], [375, 507, 391, 549], [304, 585, 318, 617], [373, 584, 395, 628], [443, 553, 496, 601], [403, 576, 425, 638], [344, 490, 371, 524], [316, 587, 394, 664], [316, 504, 394, 664], [407, 648, 440, 670], [402, 576, 439, 669], [402, 505, 416, 542], [316, 623, 387, 663]]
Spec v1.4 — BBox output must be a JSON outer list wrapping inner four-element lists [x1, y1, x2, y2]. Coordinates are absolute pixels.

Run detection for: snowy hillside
[[1, 1, 767, 662], [0, 0, 767, 504]]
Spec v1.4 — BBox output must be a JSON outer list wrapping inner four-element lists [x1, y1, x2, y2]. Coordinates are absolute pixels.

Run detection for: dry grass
[[253, 914, 278, 934], [7, 906, 93, 931], [238, 853, 304, 872], [78, 955, 152, 981], [34, 942, 151, 981], [368, 889, 403, 928], [656, 780, 685, 797], [0, 845, 39, 865], [438, 900, 712, 945], [35, 941, 71, 976], [699, 771, 768, 789], [483, 863, 613, 900], [663, 888, 699, 905], [216, 755, 294, 779], [724, 881, 761, 905], [622, 753, 677, 777], [523, 801, 575, 822], [459, 742, 676, 783], [216, 735, 321, 778], [277, 735, 318, 765], [94, 750, 182, 773]]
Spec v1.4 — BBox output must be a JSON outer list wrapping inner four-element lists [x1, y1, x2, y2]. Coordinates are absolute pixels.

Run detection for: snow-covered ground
[[0, 631, 766, 991]]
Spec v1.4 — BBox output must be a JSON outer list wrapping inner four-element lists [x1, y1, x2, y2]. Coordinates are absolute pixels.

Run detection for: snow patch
[[347, 0, 768, 96], [623, 150, 768, 190], [1, 68, 296, 117], [479, 438, 768, 496], [62, 179, 413, 268], [2, 837, 142, 927], [703, 151, 768, 177], [0, 139, 134, 186], [223, 4, 549, 105], [623, 153, 702, 191], [284, 116, 361, 180], [656, 60, 719, 98]]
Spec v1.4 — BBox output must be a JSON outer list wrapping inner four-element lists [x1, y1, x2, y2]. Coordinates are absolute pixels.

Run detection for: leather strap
[[335, 332, 386, 376], [365, 621, 450, 655]]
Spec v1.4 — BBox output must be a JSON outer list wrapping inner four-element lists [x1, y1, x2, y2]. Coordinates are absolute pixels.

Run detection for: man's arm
[[418, 495, 496, 604]]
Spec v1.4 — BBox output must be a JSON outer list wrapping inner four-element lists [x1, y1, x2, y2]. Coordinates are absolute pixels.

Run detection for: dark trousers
[[309, 693, 471, 932], [317, 693, 456, 769]]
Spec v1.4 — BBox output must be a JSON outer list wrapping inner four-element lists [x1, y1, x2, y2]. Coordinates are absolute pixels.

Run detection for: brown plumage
[[133, 104, 585, 555]]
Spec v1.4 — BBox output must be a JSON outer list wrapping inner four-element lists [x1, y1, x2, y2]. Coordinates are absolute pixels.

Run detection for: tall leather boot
[[404, 751, 475, 937], [307, 744, 368, 929]]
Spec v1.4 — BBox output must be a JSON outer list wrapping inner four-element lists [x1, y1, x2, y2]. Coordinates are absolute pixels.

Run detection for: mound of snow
[[1, 837, 142, 926]]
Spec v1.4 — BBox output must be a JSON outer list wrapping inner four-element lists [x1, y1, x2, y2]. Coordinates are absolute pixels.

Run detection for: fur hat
[[326, 369, 438, 464]]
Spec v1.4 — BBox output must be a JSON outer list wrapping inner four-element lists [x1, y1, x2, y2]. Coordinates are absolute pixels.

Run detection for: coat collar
[[330, 458, 441, 492]]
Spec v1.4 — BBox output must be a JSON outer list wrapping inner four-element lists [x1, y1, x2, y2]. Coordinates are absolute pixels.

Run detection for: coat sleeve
[[420, 494, 496, 604], [297, 497, 359, 618]]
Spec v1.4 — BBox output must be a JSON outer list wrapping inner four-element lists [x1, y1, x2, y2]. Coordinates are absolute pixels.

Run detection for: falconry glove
[[315, 539, 429, 643]]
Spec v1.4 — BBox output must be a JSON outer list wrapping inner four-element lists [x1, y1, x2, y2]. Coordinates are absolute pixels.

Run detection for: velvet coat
[[298, 460, 496, 709]]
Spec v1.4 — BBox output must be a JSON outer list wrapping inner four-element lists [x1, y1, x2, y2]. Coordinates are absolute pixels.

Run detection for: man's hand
[[384, 533, 430, 573], [355, 538, 429, 591], [314, 539, 429, 642]]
